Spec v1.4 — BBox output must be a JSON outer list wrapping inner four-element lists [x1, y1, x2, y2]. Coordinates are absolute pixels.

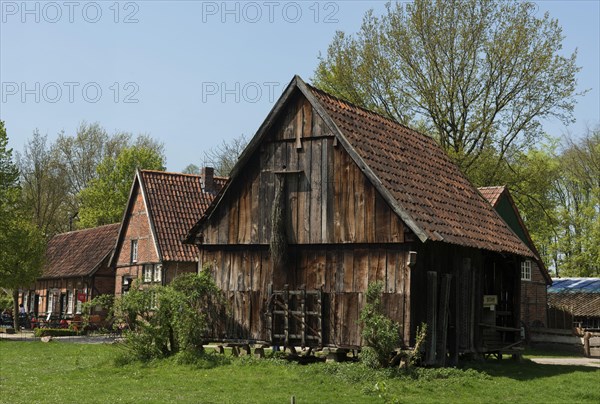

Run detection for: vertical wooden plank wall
[[198, 93, 414, 347]]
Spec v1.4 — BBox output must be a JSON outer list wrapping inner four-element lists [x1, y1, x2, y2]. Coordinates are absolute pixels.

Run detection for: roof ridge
[[140, 169, 201, 178], [54, 223, 120, 237], [140, 169, 229, 181], [478, 185, 507, 190], [306, 82, 435, 142]]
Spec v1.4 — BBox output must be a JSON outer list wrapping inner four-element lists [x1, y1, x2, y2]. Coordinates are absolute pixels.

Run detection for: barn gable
[[190, 91, 408, 247], [479, 186, 551, 284], [188, 75, 534, 259]]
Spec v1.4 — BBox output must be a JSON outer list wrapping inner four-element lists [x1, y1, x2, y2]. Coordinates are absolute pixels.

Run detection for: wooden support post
[[231, 346, 240, 357], [425, 271, 438, 366], [301, 288, 306, 347], [284, 285, 289, 347], [216, 345, 225, 355], [242, 344, 251, 356], [254, 347, 265, 358], [584, 332, 591, 357], [436, 274, 452, 367], [267, 284, 275, 345]]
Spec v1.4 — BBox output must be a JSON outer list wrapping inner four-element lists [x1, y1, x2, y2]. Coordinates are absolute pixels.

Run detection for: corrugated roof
[[140, 170, 226, 262], [42, 223, 120, 279], [547, 278, 600, 318], [549, 278, 600, 294], [307, 83, 534, 257]]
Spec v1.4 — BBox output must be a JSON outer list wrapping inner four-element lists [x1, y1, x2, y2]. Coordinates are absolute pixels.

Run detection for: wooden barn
[[479, 186, 552, 328], [20, 223, 119, 321], [185, 76, 537, 362], [111, 168, 226, 296]]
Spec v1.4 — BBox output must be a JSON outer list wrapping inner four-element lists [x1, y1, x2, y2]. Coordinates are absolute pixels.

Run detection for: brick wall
[[520, 261, 548, 327], [115, 187, 159, 267], [114, 184, 160, 296], [115, 261, 198, 296]]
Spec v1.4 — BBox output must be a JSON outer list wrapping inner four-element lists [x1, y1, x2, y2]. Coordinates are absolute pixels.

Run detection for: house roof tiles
[[478, 186, 505, 207], [307, 84, 534, 257], [139, 170, 226, 262], [41, 223, 120, 279]]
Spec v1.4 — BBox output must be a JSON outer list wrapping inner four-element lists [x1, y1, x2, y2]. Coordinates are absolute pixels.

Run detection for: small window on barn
[[521, 260, 532, 281], [131, 240, 138, 263]]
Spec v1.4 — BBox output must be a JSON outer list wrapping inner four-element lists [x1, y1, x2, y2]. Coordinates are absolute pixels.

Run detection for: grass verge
[[0, 341, 598, 403]]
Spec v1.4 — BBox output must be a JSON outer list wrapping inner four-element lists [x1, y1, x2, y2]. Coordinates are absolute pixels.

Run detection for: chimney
[[201, 167, 215, 193]]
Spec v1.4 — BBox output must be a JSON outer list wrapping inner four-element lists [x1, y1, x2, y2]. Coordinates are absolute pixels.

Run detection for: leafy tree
[[0, 122, 46, 330], [553, 129, 600, 276], [54, 122, 112, 198], [0, 215, 46, 329], [54, 125, 164, 223], [0, 121, 19, 206], [17, 131, 71, 235], [78, 145, 165, 227], [203, 134, 247, 176], [314, 0, 581, 180], [182, 164, 200, 175], [16, 124, 164, 234]]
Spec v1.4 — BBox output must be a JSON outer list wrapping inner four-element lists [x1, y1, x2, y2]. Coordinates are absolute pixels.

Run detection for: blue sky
[[1, 0, 599, 172]]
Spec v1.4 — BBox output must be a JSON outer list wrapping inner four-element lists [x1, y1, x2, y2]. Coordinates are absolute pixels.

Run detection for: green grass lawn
[[0, 341, 598, 404]]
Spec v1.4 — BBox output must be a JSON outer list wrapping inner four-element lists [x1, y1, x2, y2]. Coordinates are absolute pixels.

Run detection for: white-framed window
[[131, 239, 138, 263], [23, 293, 29, 313], [143, 264, 162, 284], [47, 292, 54, 314], [143, 264, 153, 283], [75, 294, 83, 314], [521, 260, 532, 281], [29, 292, 36, 313], [67, 290, 74, 314], [122, 277, 132, 295], [153, 264, 162, 283]]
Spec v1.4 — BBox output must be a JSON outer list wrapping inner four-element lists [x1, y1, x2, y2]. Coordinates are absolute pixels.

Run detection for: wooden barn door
[[267, 286, 323, 348]]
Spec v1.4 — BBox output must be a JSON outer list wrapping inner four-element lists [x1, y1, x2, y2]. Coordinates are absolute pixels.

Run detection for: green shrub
[[359, 282, 400, 368], [82, 294, 115, 330], [34, 328, 79, 337], [114, 268, 224, 362]]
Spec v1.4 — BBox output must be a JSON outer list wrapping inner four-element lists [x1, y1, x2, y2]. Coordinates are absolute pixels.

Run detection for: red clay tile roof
[[478, 186, 505, 207], [189, 76, 535, 258], [306, 83, 534, 257], [140, 170, 226, 262], [548, 292, 600, 317], [41, 223, 120, 279]]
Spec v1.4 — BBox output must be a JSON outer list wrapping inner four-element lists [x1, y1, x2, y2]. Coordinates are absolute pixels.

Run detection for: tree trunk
[[12, 289, 20, 331]]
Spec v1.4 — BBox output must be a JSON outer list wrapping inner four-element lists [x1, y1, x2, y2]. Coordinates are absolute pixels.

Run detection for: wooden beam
[[425, 271, 438, 365], [436, 274, 452, 366]]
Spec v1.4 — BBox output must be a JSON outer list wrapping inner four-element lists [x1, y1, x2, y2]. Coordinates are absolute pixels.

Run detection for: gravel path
[[529, 357, 600, 368]]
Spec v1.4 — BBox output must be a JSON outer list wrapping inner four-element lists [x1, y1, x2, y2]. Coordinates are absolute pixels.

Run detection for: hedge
[[34, 328, 80, 337]]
